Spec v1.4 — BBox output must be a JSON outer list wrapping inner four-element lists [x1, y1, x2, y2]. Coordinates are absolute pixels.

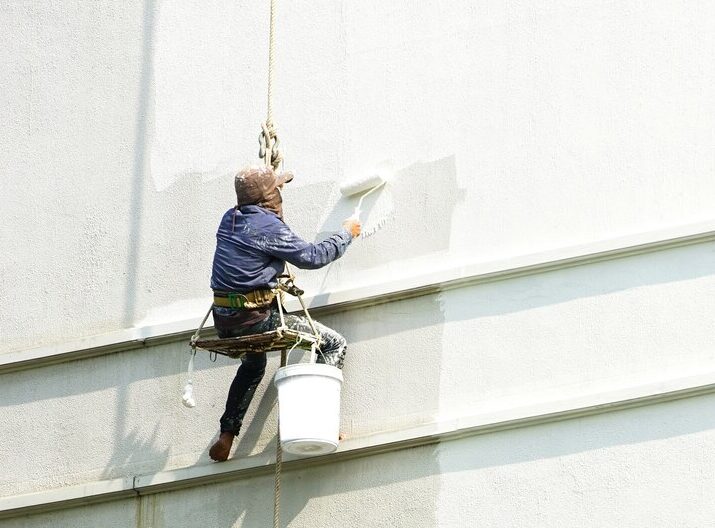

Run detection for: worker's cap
[[234, 166, 293, 206]]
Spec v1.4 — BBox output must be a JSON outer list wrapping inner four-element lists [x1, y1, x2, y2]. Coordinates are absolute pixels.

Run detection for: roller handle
[[349, 181, 385, 221]]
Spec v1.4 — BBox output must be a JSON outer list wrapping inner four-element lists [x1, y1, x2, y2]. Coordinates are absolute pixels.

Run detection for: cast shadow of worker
[[217, 293, 450, 527], [284, 155, 464, 303], [200, 401, 278, 464], [209, 348, 312, 461], [200, 157, 463, 526], [195, 353, 315, 527], [223, 390, 715, 528]]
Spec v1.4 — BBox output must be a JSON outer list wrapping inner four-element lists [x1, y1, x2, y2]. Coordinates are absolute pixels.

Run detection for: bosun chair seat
[[194, 329, 318, 359]]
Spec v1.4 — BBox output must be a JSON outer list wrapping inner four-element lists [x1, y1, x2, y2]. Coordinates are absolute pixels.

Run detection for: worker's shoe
[[209, 431, 235, 462]]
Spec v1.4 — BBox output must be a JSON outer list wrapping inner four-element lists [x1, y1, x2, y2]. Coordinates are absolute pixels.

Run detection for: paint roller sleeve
[[339, 174, 387, 197], [340, 173, 388, 222]]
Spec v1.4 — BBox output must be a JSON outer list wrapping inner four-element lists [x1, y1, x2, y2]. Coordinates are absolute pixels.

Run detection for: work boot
[[209, 431, 235, 462]]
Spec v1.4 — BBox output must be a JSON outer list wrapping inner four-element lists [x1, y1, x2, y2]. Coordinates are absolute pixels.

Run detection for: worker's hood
[[234, 166, 293, 218]]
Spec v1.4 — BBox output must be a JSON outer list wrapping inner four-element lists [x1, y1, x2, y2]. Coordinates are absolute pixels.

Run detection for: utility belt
[[213, 289, 277, 310]]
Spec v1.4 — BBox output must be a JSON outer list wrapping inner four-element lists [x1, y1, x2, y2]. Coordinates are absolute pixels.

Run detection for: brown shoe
[[209, 431, 235, 462]]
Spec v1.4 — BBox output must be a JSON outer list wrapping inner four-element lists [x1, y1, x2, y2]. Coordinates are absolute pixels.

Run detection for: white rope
[[183, 305, 212, 408], [259, 0, 283, 172], [274, 440, 282, 528], [265, 3, 282, 526], [274, 348, 287, 528], [181, 348, 197, 408], [286, 334, 304, 363], [267, 0, 276, 127], [296, 289, 321, 341], [275, 287, 288, 334]]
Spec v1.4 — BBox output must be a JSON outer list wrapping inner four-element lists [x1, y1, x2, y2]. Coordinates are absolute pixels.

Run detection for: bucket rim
[[274, 362, 343, 384]]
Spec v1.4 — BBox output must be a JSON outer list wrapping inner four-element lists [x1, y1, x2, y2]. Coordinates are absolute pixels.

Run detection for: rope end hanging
[[182, 381, 196, 408], [182, 346, 197, 408]]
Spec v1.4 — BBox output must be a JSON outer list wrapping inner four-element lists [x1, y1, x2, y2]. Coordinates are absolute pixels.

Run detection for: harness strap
[[213, 289, 277, 309]]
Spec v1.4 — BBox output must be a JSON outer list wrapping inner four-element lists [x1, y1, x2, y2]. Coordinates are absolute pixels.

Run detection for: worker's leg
[[279, 314, 347, 369], [211, 308, 271, 461], [219, 352, 267, 433]]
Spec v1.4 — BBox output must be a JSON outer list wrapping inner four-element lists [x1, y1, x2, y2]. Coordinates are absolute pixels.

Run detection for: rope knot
[[258, 121, 283, 171]]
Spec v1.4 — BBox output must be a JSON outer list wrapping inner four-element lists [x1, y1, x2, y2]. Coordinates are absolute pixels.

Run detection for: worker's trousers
[[215, 309, 347, 435]]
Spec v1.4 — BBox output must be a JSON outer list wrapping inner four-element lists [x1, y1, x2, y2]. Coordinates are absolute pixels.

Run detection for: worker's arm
[[260, 218, 360, 270]]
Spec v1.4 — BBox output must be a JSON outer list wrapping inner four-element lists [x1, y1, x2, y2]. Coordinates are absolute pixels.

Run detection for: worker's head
[[234, 165, 294, 218]]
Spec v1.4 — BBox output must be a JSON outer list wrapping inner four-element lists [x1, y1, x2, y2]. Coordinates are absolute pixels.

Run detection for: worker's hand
[[342, 217, 361, 238]]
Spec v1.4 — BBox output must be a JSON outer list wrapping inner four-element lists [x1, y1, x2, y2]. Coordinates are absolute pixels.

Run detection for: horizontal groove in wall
[[2, 366, 715, 519], [2, 219, 715, 374]]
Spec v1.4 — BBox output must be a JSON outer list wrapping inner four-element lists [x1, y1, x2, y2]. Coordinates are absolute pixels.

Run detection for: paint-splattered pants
[[214, 309, 347, 435]]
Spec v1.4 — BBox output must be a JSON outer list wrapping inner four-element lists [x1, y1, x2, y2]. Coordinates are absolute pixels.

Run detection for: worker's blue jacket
[[211, 205, 353, 293]]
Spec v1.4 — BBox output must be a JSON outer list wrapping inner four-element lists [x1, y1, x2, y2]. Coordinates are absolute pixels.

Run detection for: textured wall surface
[[437, 394, 715, 527], [5, 395, 715, 528], [2, 0, 714, 351], [2, 247, 714, 498], [2, 1, 714, 526]]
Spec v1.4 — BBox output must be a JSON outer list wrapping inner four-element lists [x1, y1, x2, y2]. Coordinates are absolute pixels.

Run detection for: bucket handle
[[286, 336, 326, 365]]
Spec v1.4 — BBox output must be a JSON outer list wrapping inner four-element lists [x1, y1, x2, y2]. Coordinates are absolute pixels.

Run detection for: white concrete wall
[[2, 0, 714, 526], [4, 394, 715, 527], [2, 0, 713, 351]]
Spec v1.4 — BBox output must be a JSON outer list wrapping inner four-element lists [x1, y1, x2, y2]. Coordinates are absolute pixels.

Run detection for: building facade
[[2, 1, 715, 526]]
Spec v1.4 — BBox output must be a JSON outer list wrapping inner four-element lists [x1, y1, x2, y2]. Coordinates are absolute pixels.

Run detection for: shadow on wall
[[229, 158, 465, 462], [230, 292, 450, 459], [244, 444, 441, 528], [150, 393, 715, 527], [111, 0, 169, 484], [438, 392, 715, 474], [0, 0, 175, 494], [318, 155, 464, 261], [121, 0, 155, 329], [441, 240, 715, 323], [276, 393, 715, 527], [285, 155, 465, 292]]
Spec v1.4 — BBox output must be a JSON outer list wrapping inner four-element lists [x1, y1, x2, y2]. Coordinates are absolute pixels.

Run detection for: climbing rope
[[259, 121, 283, 172], [262, 3, 284, 527], [266, 0, 276, 127], [189, 1, 320, 524], [273, 351, 285, 528], [259, 0, 283, 172]]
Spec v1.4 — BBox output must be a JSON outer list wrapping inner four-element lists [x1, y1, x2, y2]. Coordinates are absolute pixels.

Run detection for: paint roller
[[339, 173, 388, 221]]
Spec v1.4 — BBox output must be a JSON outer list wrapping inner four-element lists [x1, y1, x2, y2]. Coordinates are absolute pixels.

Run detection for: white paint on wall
[[3, 0, 715, 350]]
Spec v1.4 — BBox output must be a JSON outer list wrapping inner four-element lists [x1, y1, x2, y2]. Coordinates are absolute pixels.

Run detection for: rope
[[259, 0, 283, 172], [190, 305, 214, 347], [267, 0, 276, 128], [182, 305, 213, 407], [259, 122, 283, 172], [273, 351, 286, 528], [274, 435, 282, 528], [258, 4, 321, 525], [295, 290, 321, 341], [283, 264, 321, 340], [276, 287, 287, 335], [286, 335, 304, 362], [264, 4, 282, 526], [181, 347, 197, 408]]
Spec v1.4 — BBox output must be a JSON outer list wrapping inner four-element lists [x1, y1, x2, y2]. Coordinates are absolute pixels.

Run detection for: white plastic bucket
[[274, 363, 343, 456]]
